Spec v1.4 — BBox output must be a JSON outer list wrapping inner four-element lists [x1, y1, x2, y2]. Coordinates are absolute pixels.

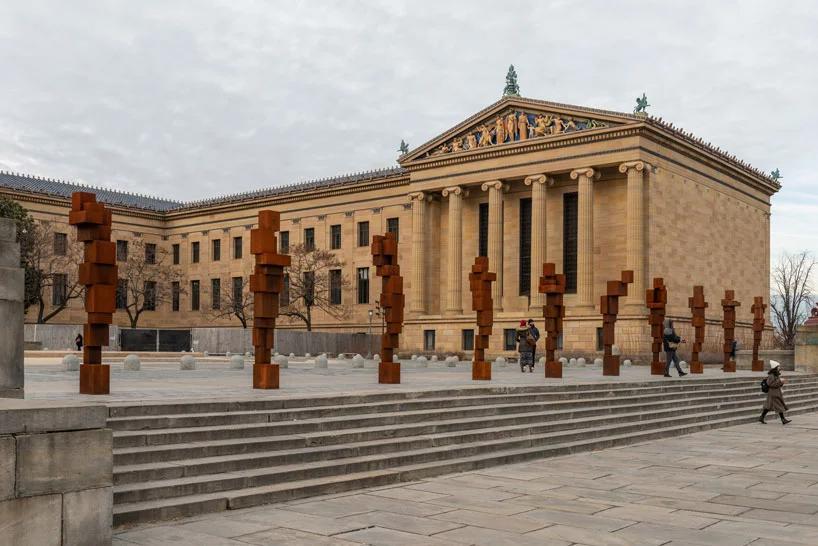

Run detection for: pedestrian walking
[[516, 319, 538, 373], [760, 361, 791, 425], [75, 333, 83, 352], [662, 318, 687, 378]]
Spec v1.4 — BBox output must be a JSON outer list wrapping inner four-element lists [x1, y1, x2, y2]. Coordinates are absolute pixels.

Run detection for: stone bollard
[[445, 356, 458, 367], [315, 355, 328, 369], [180, 355, 197, 370], [593, 357, 603, 367], [678, 360, 687, 369], [373, 354, 381, 363], [558, 357, 568, 365], [538, 356, 546, 365], [273, 354, 288, 368], [62, 354, 80, 372], [203, 351, 209, 357], [569, 358, 577, 367], [416, 356, 428, 368], [123, 354, 141, 371], [338, 353, 346, 360], [226, 351, 232, 357], [289, 352, 295, 358], [623, 359, 633, 367], [245, 352, 252, 357], [351, 354, 365, 368], [612, 344, 621, 356], [305, 353, 312, 358], [431, 355, 438, 362], [230, 355, 245, 370], [577, 357, 587, 367], [494, 356, 506, 368], [410, 354, 418, 361]]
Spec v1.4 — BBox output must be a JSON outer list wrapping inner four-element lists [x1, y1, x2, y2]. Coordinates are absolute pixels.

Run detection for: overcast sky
[[0, 1, 815, 258]]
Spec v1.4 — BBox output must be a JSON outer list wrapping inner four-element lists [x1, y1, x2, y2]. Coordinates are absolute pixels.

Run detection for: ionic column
[[620, 161, 648, 305], [524, 174, 553, 306], [571, 168, 598, 308], [481, 181, 506, 311], [442, 186, 464, 314], [408, 192, 427, 313]]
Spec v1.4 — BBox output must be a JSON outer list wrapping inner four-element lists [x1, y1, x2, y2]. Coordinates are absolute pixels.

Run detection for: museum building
[[1, 95, 779, 358]]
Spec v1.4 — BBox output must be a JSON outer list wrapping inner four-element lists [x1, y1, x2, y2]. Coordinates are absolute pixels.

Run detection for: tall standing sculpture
[[645, 278, 668, 376], [601, 270, 634, 376], [371, 232, 404, 384], [688, 285, 708, 374], [469, 256, 495, 380], [751, 296, 767, 372], [721, 289, 741, 373], [69, 192, 116, 395], [538, 263, 565, 378], [249, 210, 290, 389]]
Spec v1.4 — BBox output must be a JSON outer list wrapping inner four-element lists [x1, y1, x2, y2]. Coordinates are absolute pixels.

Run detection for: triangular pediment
[[400, 96, 638, 164]]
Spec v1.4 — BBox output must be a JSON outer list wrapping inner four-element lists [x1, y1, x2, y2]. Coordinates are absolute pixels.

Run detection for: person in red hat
[[516, 319, 539, 372]]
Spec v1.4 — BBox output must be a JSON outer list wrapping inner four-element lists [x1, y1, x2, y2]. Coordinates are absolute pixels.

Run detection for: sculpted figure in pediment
[[451, 138, 464, 152], [532, 114, 549, 137], [466, 132, 478, 150], [551, 116, 565, 135], [494, 116, 505, 144], [505, 112, 517, 141], [517, 112, 529, 140], [477, 124, 493, 147]]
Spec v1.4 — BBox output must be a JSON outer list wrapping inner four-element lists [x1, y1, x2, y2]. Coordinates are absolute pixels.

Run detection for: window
[[211, 278, 221, 309], [304, 228, 315, 251], [357, 221, 369, 247], [596, 327, 604, 352], [212, 239, 221, 261], [386, 217, 399, 242], [232, 277, 243, 311], [116, 240, 128, 261], [478, 203, 489, 257], [329, 269, 342, 305], [171, 281, 180, 312], [303, 271, 315, 306], [172, 243, 180, 265], [357, 267, 370, 304], [462, 329, 474, 351], [233, 237, 242, 259], [330, 224, 342, 250], [144, 281, 156, 311], [280, 274, 290, 306], [191, 280, 200, 311], [504, 328, 517, 351], [280, 231, 289, 253], [519, 197, 532, 296], [145, 243, 156, 265], [116, 279, 128, 309], [52, 274, 67, 306], [53, 232, 67, 256], [424, 330, 436, 351], [563, 192, 578, 293], [191, 242, 200, 264]]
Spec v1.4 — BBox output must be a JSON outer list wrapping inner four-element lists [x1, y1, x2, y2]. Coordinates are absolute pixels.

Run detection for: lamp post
[[367, 309, 373, 359]]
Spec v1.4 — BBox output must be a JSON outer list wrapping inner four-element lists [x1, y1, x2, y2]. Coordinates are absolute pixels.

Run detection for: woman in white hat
[[760, 361, 791, 425]]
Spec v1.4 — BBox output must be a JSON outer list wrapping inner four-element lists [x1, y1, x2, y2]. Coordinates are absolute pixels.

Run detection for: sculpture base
[[253, 363, 279, 389], [545, 360, 562, 378], [603, 355, 620, 376], [689, 360, 703, 374], [650, 359, 664, 375], [472, 361, 491, 381], [378, 361, 400, 384], [79, 364, 110, 395], [752, 359, 764, 372], [723, 360, 736, 373]]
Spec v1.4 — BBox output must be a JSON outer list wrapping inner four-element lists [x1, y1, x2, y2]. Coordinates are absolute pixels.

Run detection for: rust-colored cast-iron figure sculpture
[[538, 263, 565, 378], [69, 192, 116, 394], [751, 296, 766, 372], [469, 256, 496, 380], [601, 270, 634, 376], [646, 277, 668, 376], [688, 285, 708, 374], [249, 210, 290, 389], [371, 232, 404, 384], [721, 289, 741, 373]]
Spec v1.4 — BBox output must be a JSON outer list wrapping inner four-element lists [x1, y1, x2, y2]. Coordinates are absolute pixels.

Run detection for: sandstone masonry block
[[0, 436, 14, 501], [0, 493, 61, 546], [62, 486, 112, 546]]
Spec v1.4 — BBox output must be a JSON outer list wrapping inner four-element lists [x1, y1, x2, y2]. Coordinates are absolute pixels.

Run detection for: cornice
[[0, 188, 165, 221]]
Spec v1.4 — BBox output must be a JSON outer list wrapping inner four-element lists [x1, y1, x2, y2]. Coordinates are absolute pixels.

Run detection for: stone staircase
[[109, 375, 818, 526]]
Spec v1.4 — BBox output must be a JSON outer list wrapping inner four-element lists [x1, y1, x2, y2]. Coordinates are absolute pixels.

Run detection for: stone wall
[[25, 323, 123, 352], [192, 328, 378, 356], [0, 399, 112, 546], [0, 217, 24, 398]]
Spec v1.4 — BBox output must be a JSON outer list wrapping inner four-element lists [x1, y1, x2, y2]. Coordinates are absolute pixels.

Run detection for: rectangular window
[[212, 239, 221, 261], [52, 273, 67, 306], [171, 281, 180, 312], [116, 240, 128, 262], [144, 281, 156, 311], [304, 228, 315, 251], [303, 271, 315, 306], [462, 329, 474, 351], [357, 221, 369, 247], [280, 274, 290, 307], [357, 267, 370, 304], [329, 269, 342, 305], [386, 217, 399, 242], [233, 236, 242, 259], [191, 280, 200, 311], [519, 197, 532, 296], [172, 243, 180, 265], [116, 279, 128, 309], [211, 278, 221, 309], [145, 243, 156, 265], [280, 231, 289, 253], [596, 327, 604, 352], [503, 328, 517, 351], [53, 232, 67, 256], [424, 330, 436, 351], [232, 277, 243, 310], [478, 203, 489, 257], [191, 242, 200, 264], [563, 192, 578, 293], [330, 224, 342, 250]]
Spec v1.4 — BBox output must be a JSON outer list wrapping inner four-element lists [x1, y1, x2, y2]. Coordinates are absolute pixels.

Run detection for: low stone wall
[[192, 328, 378, 356], [736, 349, 795, 371], [0, 399, 112, 545], [24, 323, 122, 352]]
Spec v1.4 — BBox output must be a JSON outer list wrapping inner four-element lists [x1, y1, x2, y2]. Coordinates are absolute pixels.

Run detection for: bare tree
[[120, 240, 185, 328], [771, 251, 815, 348], [281, 243, 350, 331], [210, 276, 253, 328], [25, 221, 84, 323]]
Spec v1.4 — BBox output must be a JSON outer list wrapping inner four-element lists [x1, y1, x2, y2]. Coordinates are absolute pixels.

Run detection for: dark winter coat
[[516, 326, 539, 353], [763, 373, 788, 413]]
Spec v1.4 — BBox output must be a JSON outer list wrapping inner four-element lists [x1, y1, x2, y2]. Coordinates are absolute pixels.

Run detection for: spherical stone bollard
[[351, 354, 365, 368], [245, 351, 251, 357], [430, 355, 438, 362], [273, 354, 288, 368], [315, 355, 328, 369], [445, 356, 458, 367], [410, 354, 418, 361], [229, 355, 245, 370], [416, 356, 428, 368], [494, 356, 506, 368], [577, 357, 587, 367], [558, 357, 568, 365], [203, 351, 209, 357], [569, 358, 577, 367], [373, 354, 381, 363], [123, 354, 141, 371], [62, 354, 80, 371], [338, 353, 346, 360], [623, 359, 633, 367], [225, 351, 231, 358], [593, 357, 603, 367], [678, 360, 687, 369], [305, 353, 312, 358], [288, 353, 295, 358], [538, 356, 546, 365], [612, 344, 622, 356], [180, 355, 197, 370]]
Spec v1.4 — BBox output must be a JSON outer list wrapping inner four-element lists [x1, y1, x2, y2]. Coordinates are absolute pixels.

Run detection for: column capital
[[524, 174, 555, 187], [618, 160, 650, 174], [442, 186, 465, 198], [569, 167, 600, 180], [407, 191, 426, 202], [481, 180, 507, 192]]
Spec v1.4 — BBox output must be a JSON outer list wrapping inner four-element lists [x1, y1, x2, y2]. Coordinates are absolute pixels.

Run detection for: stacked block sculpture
[[600, 270, 634, 376], [469, 256, 496, 380], [646, 277, 668, 376], [688, 285, 708, 374], [371, 232, 404, 384], [249, 210, 290, 389], [69, 192, 116, 394], [721, 289, 741, 373], [751, 296, 767, 372], [538, 263, 566, 378]]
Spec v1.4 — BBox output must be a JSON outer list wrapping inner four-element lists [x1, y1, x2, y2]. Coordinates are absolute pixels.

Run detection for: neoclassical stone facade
[[2, 96, 779, 359]]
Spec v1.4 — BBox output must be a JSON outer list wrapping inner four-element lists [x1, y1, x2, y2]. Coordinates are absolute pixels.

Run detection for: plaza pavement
[[111, 411, 818, 545]]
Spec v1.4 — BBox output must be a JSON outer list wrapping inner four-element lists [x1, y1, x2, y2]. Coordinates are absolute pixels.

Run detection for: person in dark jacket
[[516, 319, 539, 373], [760, 361, 791, 425], [662, 318, 687, 378], [75, 333, 83, 352]]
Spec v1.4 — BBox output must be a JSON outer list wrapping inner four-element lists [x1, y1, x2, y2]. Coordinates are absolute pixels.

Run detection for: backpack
[[525, 331, 537, 347], [760, 379, 769, 393]]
